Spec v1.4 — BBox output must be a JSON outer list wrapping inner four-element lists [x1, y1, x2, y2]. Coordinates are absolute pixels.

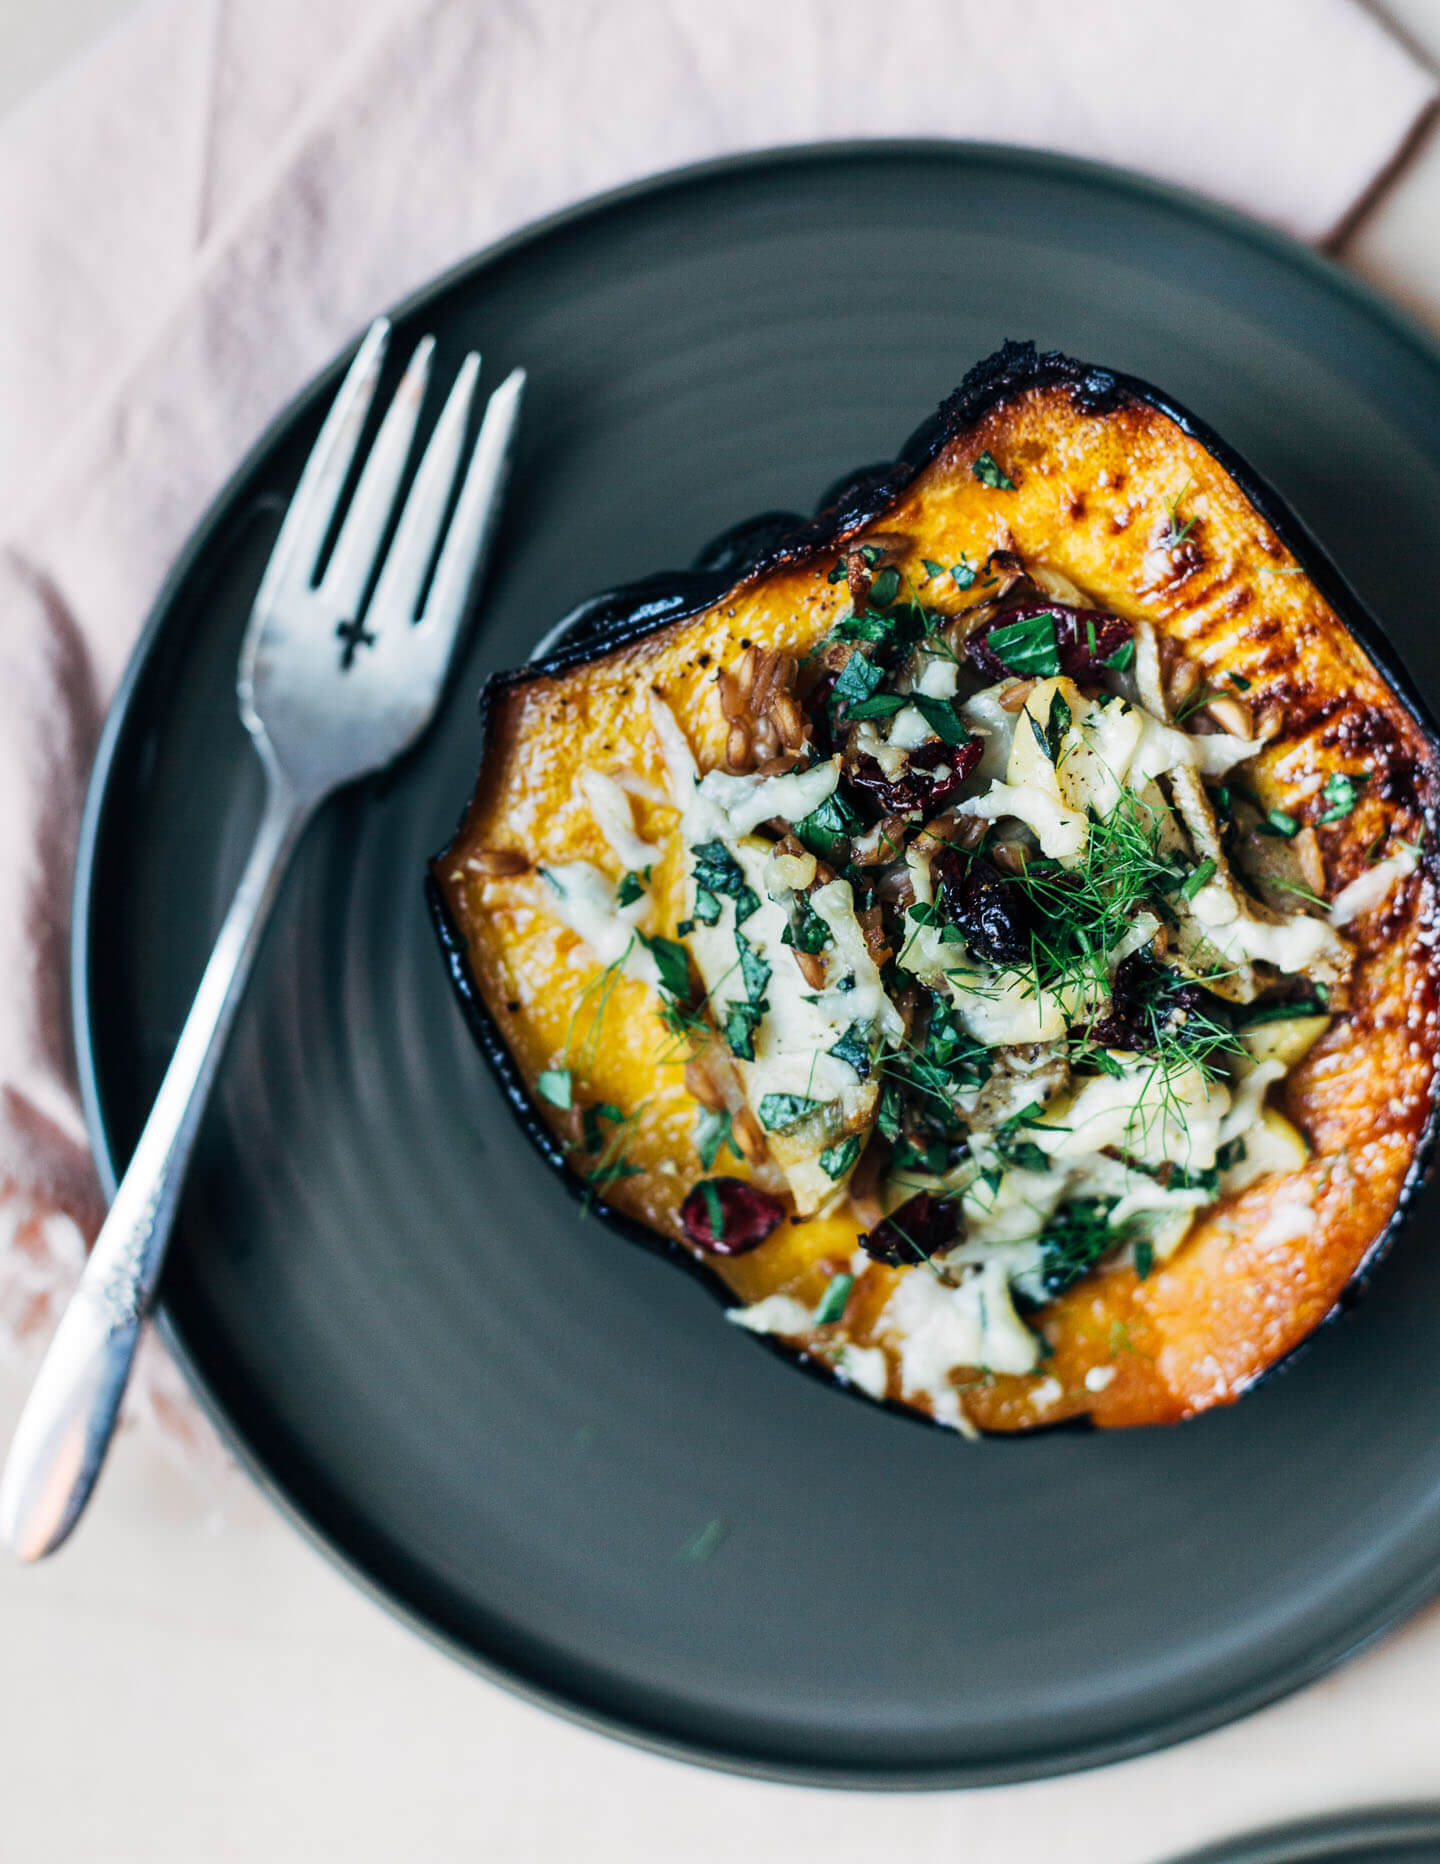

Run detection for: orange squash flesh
[[434, 368, 1440, 1431]]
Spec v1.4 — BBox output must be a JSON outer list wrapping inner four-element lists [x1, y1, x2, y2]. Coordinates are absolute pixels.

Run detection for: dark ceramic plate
[[1168, 1809, 1440, 1864], [76, 143, 1440, 1788]]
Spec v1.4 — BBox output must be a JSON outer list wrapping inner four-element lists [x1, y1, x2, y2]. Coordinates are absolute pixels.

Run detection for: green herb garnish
[[972, 450, 1015, 490], [640, 932, 692, 1001], [695, 1106, 737, 1171], [984, 610, 1061, 678], [1181, 858, 1218, 900], [795, 789, 860, 863], [1258, 808, 1300, 839], [818, 1139, 862, 1184], [830, 651, 885, 714], [1317, 772, 1365, 826], [536, 1067, 573, 1110], [847, 692, 909, 721], [692, 839, 760, 924], [758, 1093, 825, 1131], [815, 1271, 855, 1321], [828, 1021, 873, 1080], [615, 869, 648, 909]]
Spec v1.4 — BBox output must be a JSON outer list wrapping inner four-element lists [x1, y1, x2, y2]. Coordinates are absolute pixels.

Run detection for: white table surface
[[5, 5, 1440, 1859]]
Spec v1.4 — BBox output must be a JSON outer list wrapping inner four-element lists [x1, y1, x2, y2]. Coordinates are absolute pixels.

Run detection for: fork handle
[[0, 775, 312, 1560]]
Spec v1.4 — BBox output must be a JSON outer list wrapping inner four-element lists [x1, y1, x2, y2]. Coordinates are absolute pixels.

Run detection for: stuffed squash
[[430, 342, 1440, 1434]]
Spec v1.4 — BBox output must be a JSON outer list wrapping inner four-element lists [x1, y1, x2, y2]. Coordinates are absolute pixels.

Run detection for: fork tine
[[417, 366, 526, 658], [319, 336, 434, 614], [366, 351, 481, 630], [254, 318, 390, 611]]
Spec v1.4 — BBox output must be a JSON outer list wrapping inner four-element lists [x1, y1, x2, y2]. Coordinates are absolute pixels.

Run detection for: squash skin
[[428, 342, 1440, 1433]]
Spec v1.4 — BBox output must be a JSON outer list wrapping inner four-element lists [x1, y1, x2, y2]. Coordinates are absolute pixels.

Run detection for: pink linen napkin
[[0, 0, 1433, 1438]]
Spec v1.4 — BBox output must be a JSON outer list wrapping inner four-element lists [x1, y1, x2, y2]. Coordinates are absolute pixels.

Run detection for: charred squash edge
[[426, 340, 1440, 1432]]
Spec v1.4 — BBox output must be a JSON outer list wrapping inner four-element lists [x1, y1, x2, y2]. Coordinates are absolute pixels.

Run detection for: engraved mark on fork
[[335, 613, 377, 669]]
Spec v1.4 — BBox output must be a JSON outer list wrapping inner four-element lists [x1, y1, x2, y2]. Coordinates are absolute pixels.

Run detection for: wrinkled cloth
[[0, 0, 1433, 1430]]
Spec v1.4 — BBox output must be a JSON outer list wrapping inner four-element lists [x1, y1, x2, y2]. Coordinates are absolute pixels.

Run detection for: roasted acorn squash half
[[428, 342, 1440, 1434]]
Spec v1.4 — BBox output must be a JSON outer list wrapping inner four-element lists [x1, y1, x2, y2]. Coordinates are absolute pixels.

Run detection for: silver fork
[[0, 318, 524, 1561]]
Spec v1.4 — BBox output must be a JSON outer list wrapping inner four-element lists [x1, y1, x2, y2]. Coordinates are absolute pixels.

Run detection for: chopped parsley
[[536, 1067, 573, 1110], [819, 1138, 862, 1183], [869, 565, 902, 607], [758, 1093, 825, 1131], [615, 869, 649, 909], [1181, 857, 1217, 900], [983, 610, 1061, 678], [782, 893, 831, 955], [814, 1270, 855, 1321], [639, 932, 692, 1001], [1317, 772, 1365, 826], [828, 1021, 873, 1080], [692, 839, 760, 925], [972, 450, 1015, 490], [847, 692, 909, 721], [830, 650, 885, 713], [795, 789, 859, 864], [695, 1106, 737, 1171]]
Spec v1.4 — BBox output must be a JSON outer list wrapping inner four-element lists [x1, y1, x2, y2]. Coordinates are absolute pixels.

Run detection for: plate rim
[[1164, 1806, 1440, 1864], [70, 137, 1440, 1790]]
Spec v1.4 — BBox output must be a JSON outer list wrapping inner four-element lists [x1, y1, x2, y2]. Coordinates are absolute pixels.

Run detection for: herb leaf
[[795, 789, 859, 863], [847, 692, 909, 721], [1102, 637, 1136, 672], [828, 1020, 873, 1080], [984, 611, 1061, 678], [1181, 858, 1218, 901], [814, 1270, 855, 1321], [758, 1092, 825, 1131], [735, 928, 771, 1005], [536, 1068, 573, 1110], [616, 870, 647, 909], [921, 559, 946, 580], [1317, 772, 1365, 826], [782, 893, 831, 955], [640, 933, 692, 1000], [869, 566, 901, 607], [692, 840, 760, 923], [1258, 808, 1300, 839], [819, 1139, 862, 1184], [972, 450, 1015, 490], [910, 694, 973, 748], [831, 651, 885, 714], [695, 1106, 737, 1171], [722, 1000, 762, 1060]]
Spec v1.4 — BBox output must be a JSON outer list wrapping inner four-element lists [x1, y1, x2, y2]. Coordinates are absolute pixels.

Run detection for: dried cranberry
[[1083, 951, 1234, 1053], [680, 1177, 785, 1255], [859, 1191, 959, 1268], [933, 849, 1034, 964], [847, 736, 983, 817], [802, 670, 839, 758], [966, 602, 1131, 684]]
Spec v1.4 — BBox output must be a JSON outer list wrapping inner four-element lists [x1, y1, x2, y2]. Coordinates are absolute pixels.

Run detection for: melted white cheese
[[536, 862, 659, 986], [883, 1261, 1042, 1421], [1130, 714, 1263, 783], [834, 1345, 889, 1399], [1189, 883, 1335, 972], [1037, 1058, 1230, 1172], [959, 687, 1020, 785], [957, 782, 1088, 860], [1253, 1198, 1316, 1248], [577, 769, 661, 870], [727, 1294, 813, 1337], [809, 878, 906, 1046], [696, 759, 840, 837], [1329, 847, 1419, 928]]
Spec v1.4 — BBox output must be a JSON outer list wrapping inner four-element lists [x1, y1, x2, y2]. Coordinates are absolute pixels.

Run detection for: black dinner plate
[[75, 143, 1440, 1787], [1168, 1809, 1440, 1864]]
